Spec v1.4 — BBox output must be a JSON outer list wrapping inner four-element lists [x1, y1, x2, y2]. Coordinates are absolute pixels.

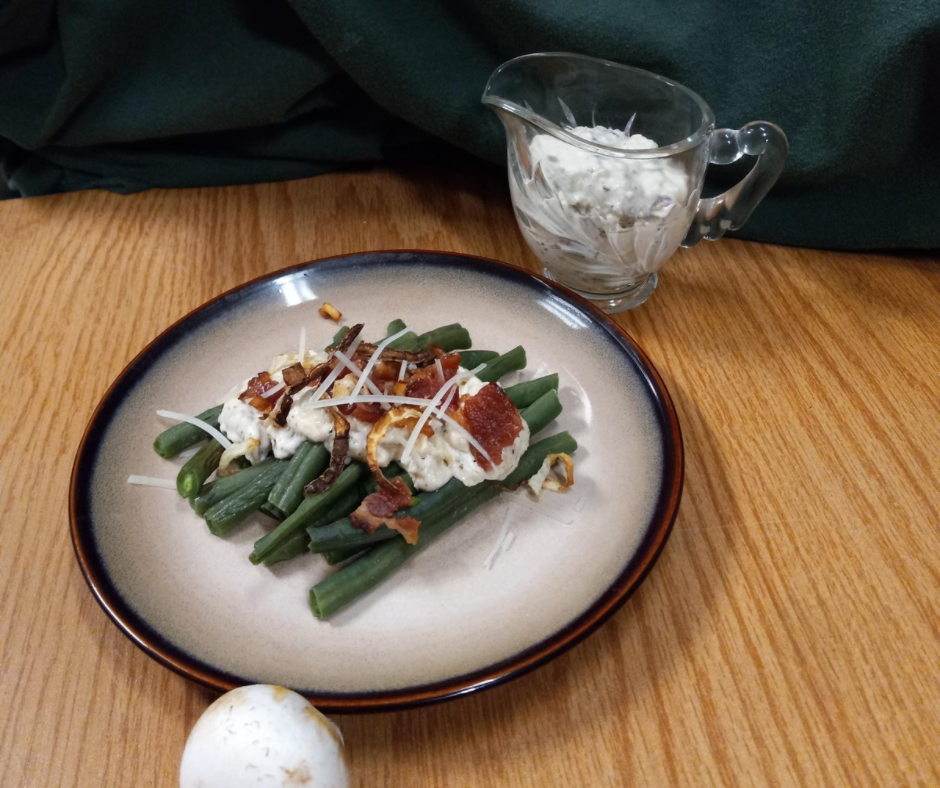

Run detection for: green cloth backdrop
[[1, 0, 937, 249]]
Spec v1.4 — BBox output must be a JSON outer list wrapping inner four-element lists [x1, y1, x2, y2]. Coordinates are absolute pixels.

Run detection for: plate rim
[[69, 249, 684, 712]]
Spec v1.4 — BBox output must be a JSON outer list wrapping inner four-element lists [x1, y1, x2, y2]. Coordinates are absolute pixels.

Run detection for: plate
[[70, 251, 682, 711]]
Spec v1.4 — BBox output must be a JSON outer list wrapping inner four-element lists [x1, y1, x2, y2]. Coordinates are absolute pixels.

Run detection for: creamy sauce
[[219, 360, 530, 492], [511, 125, 694, 294]]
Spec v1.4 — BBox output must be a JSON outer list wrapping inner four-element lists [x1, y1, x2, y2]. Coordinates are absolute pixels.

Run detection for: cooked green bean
[[192, 458, 282, 516], [262, 486, 365, 567], [153, 404, 224, 459], [458, 350, 499, 369], [259, 501, 284, 521], [331, 325, 350, 346], [386, 319, 407, 336], [476, 346, 526, 382], [176, 441, 224, 499], [322, 546, 364, 565], [308, 392, 562, 554], [504, 374, 560, 409], [249, 463, 367, 565], [266, 442, 330, 518], [308, 432, 578, 618], [418, 324, 472, 351], [204, 460, 288, 537]]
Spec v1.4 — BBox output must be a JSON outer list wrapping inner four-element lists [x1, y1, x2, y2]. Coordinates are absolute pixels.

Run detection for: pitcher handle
[[682, 121, 788, 247]]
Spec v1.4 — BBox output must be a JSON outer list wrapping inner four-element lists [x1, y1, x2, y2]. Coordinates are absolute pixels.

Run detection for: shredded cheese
[[349, 325, 413, 400], [298, 326, 306, 371], [332, 349, 384, 397], [502, 531, 516, 552], [127, 475, 177, 489], [263, 381, 285, 399], [310, 334, 363, 401], [483, 507, 514, 570], [397, 360, 407, 381], [156, 410, 232, 449], [439, 413, 494, 467], [434, 359, 444, 381], [401, 364, 485, 463]]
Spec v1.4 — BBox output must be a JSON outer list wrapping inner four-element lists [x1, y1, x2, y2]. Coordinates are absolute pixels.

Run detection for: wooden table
[[1, 166, 937, 787]]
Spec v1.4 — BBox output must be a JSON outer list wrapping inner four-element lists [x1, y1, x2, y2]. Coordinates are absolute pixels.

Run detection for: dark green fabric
[[1, 0, 937, 249]]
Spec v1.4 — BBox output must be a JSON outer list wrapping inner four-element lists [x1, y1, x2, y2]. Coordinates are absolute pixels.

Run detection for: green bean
[[331, 325, 350, 346], [153, 404, 224, 459], [322, 546, 364, 565], [259, 501, 284, 521], [458, 350, 499, 369], [386, 319, 407, 336], [192, 458, 282, 516], [308, 432, 578, 618], [176, 441, 224, 499], [262, 486, 365, 567], [308, 393, 562, 554], [476, 346, 526, 382], [204, 460, 288, 537], [504, 374, 560, 409], [266, 442, 330, 518], [418, 324, 472, 351], [249, 463, 367, 565]]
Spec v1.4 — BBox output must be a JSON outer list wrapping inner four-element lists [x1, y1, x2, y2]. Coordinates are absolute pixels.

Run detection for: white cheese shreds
[[350, 325, 413, 400], [575, 495, 588, 512], [262, 381, 285, 399], [509, 496, 574, 525], [298, 326, 306, 370], [502, 531, 516, 552], [439, 413, 494, 467], [434, 359, 444, 381], [398, 360, 407, 381], [156, 410, 232, 449], [333, 350, 383, 396], [310, 334, 363, 401], [127, 475, 177, 489], [401, 364, 485, 463], [484, 507, 514, 570], [176, 446, 201, 460]]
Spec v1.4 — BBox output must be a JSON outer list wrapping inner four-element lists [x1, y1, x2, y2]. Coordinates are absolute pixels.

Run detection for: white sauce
[[511, 125, 694, 294], [219, 361, 530, 492]]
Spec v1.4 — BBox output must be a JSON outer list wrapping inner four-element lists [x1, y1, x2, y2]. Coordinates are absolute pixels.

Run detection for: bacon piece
[[305, 408, 349, 494], [319, 302, 342, 322], [405, 353, 461, 403], [349, 477, 420, 545], [454, 383, 523, 471], [238, 371, 283, 414]]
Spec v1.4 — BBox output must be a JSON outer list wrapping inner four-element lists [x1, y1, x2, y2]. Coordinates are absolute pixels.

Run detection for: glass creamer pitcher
[[483, 53, 788, 312]]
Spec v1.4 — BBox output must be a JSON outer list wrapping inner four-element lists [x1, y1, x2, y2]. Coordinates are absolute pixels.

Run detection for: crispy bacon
[[349, 477, 420, 545], [305, 408, 350, 494], [405, 353, 461, 403], [454, 383, 523, 471], [238, 371, 283, 414]]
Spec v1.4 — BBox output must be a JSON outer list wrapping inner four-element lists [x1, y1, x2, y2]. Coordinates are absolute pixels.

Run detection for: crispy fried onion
[[304, 408, 350, 494], [349, 477, 420, 545], [526, 453, 575, 496], [274, 324, 364, 427], [365, 405, 432, 490], [218, 438, 260, 477], [318, 302, 342, 322], [354, 342, 436, 367]]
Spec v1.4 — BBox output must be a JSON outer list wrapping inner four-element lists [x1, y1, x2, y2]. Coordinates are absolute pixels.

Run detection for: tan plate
[[70, 251, 683, 712]]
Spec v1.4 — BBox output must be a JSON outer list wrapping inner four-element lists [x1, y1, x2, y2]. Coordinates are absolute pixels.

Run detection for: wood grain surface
[[1, 165, 937, 787]]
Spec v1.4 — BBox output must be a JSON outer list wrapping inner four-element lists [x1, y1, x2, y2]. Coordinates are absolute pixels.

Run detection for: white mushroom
[[180, 684, 348, 788]]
